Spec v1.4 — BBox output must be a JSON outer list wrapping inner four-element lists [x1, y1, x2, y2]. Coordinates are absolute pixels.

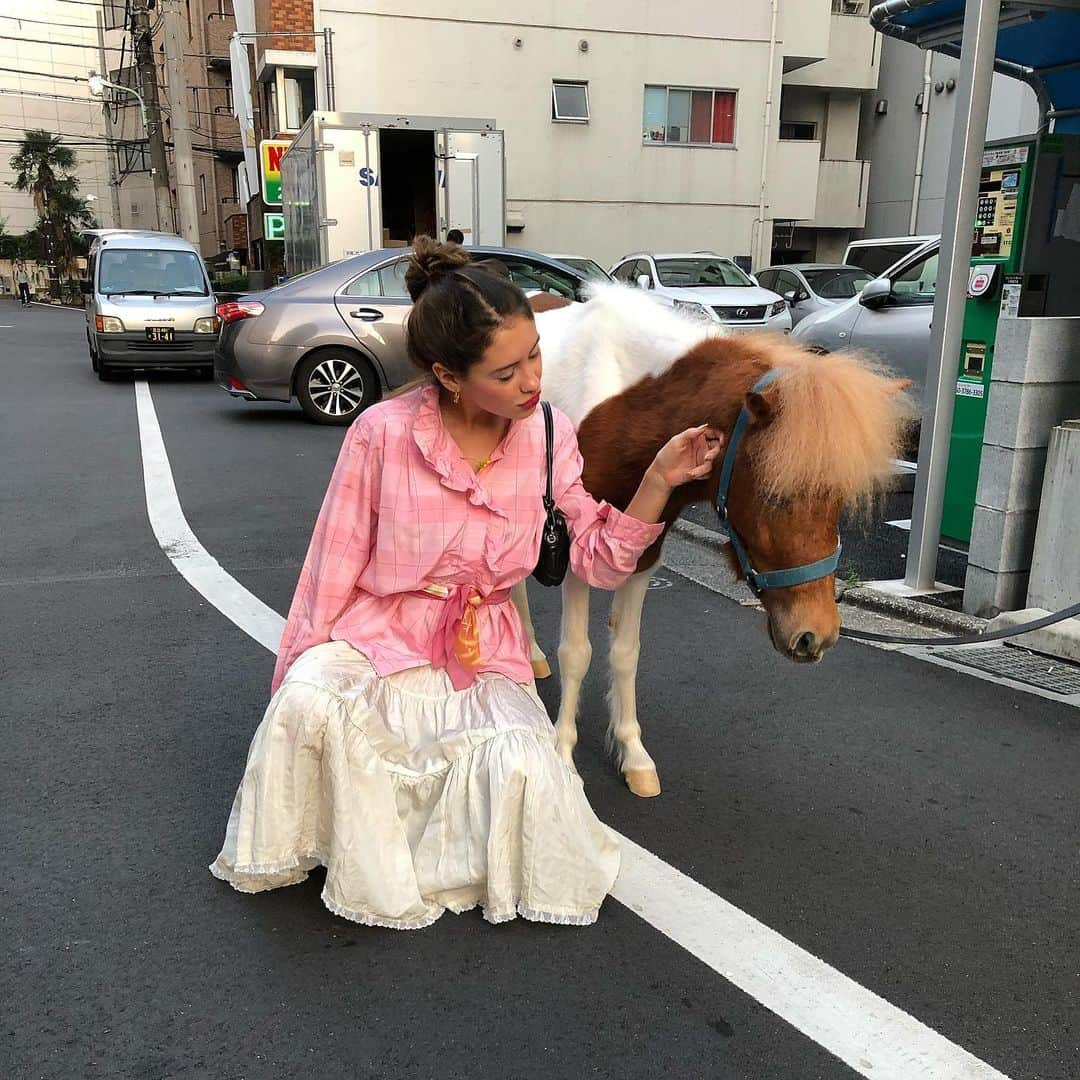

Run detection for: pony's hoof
[[624, 768, 661, 798], [531, 658, 552, 679]]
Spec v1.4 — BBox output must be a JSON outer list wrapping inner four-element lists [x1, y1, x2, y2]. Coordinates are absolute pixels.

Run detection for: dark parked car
[[215, 246, 591, 424]]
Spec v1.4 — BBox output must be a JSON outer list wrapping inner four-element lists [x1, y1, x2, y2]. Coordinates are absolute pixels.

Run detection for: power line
[[0, 13, 100, 28], [0, 88, 99, 105], [0, 34, 126, 51], [0, 66, 89, 83]]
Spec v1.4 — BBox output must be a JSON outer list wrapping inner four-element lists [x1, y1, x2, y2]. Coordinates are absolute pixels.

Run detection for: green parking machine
[[941, 133, 1080, 542], [940, 138, 1034, 542]]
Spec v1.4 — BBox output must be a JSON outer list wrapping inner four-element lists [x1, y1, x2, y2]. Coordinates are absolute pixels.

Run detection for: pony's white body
[[513, 286, 727, 796], [535, 285, 726, 427]]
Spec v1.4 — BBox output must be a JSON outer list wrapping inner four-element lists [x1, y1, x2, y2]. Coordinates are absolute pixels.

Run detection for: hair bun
[[405, 235, 470, 301]]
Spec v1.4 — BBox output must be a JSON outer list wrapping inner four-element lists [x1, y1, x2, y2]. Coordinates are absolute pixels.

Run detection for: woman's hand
[[648, 425, 725, 490]]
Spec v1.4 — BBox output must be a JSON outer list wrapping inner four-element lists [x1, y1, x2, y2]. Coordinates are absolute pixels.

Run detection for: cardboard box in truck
[[281, 112, 506, 275]]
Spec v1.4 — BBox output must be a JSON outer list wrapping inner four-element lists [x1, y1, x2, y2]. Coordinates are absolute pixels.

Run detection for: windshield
[[558, 258, 610, 283], [802, 267, 874, 299], [655, 258, 752, 288], [99, 248, 208, 296]]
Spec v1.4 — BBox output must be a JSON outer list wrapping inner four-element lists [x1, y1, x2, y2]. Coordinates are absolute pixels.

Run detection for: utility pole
[[132, 0, 173, 231], [161, 0, 200, 247], [95, 10, 124, 228]]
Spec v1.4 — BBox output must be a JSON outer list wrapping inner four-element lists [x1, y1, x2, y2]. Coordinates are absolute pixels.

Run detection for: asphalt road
[[3, 300, 1077, 1080]]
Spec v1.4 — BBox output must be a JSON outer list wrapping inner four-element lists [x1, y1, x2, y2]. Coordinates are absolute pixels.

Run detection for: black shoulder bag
[[532, 402, 571, 587]]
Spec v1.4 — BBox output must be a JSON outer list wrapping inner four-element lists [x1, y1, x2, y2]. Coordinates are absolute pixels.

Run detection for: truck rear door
[[437, 129, 505, 246], [327, 126, 383, 262]]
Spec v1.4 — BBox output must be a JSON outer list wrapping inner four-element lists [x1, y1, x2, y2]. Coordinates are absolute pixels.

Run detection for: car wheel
[[87, 332, 99, 373], [97, 363, 115, 382], [295, 348, 379, 425]]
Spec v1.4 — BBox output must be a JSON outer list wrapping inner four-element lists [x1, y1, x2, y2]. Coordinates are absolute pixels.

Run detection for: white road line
[[134, 380, 283, 654], [135, 379, 1011, 1080]]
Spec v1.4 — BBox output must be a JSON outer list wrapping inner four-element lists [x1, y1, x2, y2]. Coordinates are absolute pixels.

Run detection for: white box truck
[[281, 111, 506, 275]]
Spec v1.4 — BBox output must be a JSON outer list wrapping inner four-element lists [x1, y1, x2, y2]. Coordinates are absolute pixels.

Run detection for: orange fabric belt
[[422, 583, 512, 678]]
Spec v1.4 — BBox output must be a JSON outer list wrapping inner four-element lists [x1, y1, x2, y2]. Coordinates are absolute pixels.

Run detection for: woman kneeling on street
[[211, 237, 722, 929]]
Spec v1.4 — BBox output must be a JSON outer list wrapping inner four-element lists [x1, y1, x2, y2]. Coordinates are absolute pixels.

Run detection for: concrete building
[[858, 32, 1040, 240], [776, 0, 879, 263], [105, 0, 245, 262], [0, 3, 120, 235], [241, 0, 885, 270]]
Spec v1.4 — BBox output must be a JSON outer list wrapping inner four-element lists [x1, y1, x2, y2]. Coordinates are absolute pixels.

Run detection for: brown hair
[[404, 235, 533, 379]]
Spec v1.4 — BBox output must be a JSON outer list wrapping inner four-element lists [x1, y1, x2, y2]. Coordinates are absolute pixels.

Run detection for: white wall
[[0, 4, 118, 235], [317, 0, 834, 266]]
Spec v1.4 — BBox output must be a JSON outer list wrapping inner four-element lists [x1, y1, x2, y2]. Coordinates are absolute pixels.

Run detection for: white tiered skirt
[[210, 641, 620, 929]]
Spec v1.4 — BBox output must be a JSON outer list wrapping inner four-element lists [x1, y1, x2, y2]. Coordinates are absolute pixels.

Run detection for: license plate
[[145, 326, 174, 343]]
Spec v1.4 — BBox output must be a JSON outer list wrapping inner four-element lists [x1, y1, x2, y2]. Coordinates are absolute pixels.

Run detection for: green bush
[[212, 271, 250, 292]]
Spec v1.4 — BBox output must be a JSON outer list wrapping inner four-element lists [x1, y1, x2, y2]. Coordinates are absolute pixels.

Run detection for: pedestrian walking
[[14, 261, 31, 307], [210, 236, 722, 929]]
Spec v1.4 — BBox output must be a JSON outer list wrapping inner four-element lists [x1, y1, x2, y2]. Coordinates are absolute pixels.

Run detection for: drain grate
[[935, 645, 1080, 694]]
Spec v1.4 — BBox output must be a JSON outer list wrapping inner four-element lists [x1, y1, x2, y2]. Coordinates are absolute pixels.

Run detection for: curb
[[987, 608, 1080, 664], [838, 585, 985, 636], [670, 518, 987, 637]]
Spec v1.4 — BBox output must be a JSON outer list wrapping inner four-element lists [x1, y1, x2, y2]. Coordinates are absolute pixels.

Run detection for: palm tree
[[9, 130, 95, 296], [10, 130, 75, 218]]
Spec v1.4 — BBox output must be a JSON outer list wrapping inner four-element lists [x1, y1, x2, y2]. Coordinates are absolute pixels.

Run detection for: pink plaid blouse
[[271, 383, 664, 693]]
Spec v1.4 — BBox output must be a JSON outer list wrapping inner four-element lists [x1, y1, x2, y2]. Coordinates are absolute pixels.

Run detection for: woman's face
[[455, 314, 543, 420]]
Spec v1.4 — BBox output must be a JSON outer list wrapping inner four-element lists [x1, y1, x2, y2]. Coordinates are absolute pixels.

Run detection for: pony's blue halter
[[714, 369, 842, 597]]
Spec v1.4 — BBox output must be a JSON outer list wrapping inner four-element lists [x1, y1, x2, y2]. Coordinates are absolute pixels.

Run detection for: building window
[[779, 121, 817, 141], [643, 86, 736, 145], [552, 81, 589, 123], [199, 174, 207, 214]]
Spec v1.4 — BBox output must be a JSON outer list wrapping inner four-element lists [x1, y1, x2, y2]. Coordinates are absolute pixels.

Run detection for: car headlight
[[674, 300, 714, 320], [95, 315, 124, 333], [193, 316, 221, 333], [767, 300, 787, 318]]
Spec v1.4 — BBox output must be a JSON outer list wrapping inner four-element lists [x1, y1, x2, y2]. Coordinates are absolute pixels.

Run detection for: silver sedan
[[214, 246, 591, 424], [755, 264, 874, 328]]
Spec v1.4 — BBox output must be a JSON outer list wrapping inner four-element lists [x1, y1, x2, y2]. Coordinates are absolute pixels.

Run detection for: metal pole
[[323, 28, 335, 112], [162, 0, 200, 247], [752, 0, 779, 269], [95, 11, 123, 228], [904, 0, 1000, 590], [132, 0, 173, 231]]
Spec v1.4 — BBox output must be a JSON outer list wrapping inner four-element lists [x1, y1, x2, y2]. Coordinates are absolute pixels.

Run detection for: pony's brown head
[[716, 341, 914, 663]]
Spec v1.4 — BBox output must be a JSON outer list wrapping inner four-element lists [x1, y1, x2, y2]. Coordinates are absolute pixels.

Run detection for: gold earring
[[452, 389, 461, 405]]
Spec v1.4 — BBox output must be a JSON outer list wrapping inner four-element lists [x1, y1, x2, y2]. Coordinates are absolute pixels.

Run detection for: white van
[[83, 230, 218, 380], [842, 234, 939, 277]]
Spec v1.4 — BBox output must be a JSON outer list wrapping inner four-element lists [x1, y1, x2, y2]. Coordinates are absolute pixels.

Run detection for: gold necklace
[[472, 455, 493, 473]]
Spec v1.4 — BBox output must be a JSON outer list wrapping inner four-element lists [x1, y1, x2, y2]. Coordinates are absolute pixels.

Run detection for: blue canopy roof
[[870, 1, 1080, 132]]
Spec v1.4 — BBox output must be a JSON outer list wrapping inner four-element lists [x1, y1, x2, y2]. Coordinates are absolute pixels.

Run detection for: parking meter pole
[[905, 0, 1000, 592]]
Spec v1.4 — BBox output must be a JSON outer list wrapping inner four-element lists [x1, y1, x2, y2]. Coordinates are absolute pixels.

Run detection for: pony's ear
[[745, 382, 780, 424]]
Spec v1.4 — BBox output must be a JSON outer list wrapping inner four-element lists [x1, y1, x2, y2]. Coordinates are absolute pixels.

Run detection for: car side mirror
[[636, 274, 652, 290], [859, 277, 892, 308], [783, 289, 798, 305], [80, 279, 92, 296]]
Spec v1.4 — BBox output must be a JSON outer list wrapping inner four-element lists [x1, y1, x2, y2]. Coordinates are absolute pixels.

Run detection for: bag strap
[[541, 401, 555, 511]]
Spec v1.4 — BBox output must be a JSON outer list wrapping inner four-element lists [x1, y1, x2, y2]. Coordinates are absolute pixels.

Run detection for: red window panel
[[689, 90, 712, 143], [712, 92, 735, 144]]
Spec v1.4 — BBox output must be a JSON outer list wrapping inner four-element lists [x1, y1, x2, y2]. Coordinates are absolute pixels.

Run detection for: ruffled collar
[[410, 383, 525, 508]]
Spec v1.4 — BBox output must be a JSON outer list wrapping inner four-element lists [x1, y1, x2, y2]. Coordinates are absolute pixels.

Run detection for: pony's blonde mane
[[748, 340, 915, 507]]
